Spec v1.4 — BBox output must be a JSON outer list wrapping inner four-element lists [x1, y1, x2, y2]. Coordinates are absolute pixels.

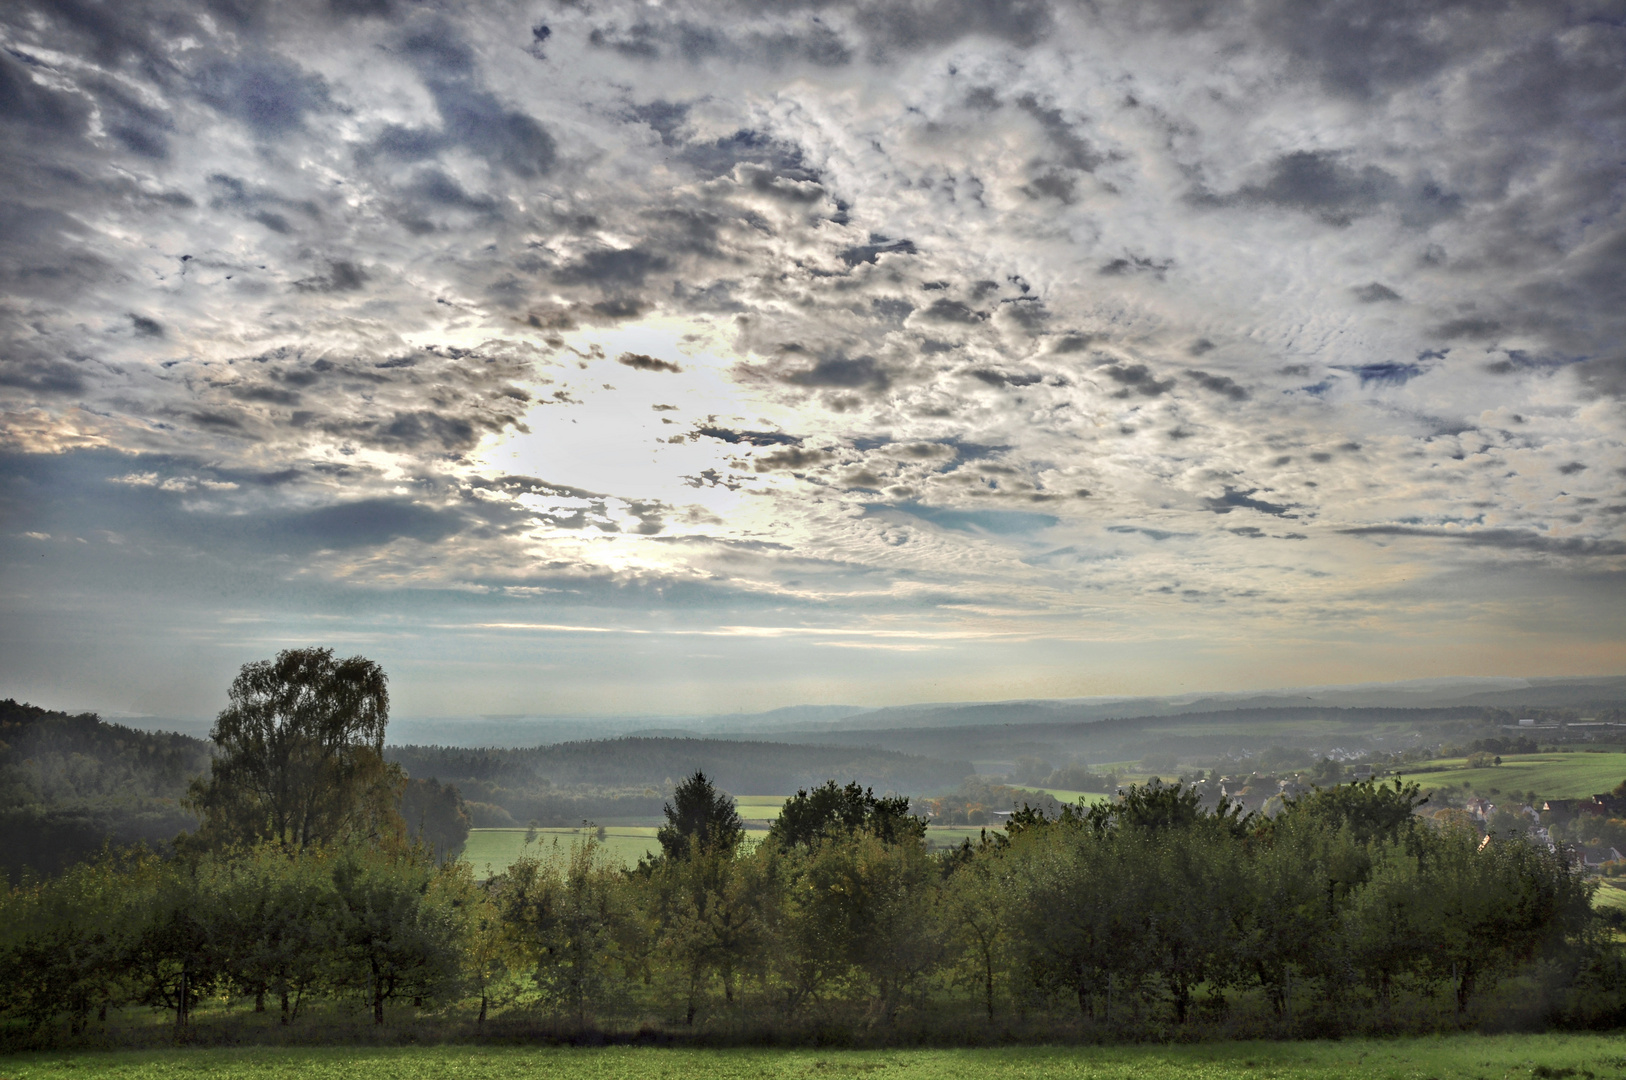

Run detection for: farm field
[[7, 1034, 1626, 1080], [1391, 752, 1626, 799], [1012, 787, 1114, 805], [461, 827, 668, 875], [734, 794, 789, 822]]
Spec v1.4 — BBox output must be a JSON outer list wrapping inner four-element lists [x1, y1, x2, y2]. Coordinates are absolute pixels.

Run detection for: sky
[[1, 0, 1624, 722]]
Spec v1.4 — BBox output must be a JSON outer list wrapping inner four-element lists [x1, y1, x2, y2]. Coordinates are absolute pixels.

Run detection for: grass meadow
[[1391, 753, 1626, 800], [460, 827, 667, 875], [6, 1034, 1626, 1080]]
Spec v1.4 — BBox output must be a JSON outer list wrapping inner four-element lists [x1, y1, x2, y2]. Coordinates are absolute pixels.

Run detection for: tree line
[[2, 650, 1621, 1043], [4, 770, 1620, 1042]]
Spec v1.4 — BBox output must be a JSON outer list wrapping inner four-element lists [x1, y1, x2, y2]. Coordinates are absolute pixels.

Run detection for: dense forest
[[0, 699, 211, 881]]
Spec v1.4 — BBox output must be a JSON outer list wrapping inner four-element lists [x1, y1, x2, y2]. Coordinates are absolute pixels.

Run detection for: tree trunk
[[372, 958, 385, 1025], [281, 990, 291, 1025]]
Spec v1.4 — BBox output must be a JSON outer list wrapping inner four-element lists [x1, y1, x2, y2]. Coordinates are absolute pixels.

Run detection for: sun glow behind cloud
[[0, 0, 1622, 717]]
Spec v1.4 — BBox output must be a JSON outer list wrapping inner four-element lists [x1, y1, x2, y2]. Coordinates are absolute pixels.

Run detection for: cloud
[[1342, 526, 1626, 558], [1353, 282, 1402, 303], [875, 502, 1059, 536], [618, 352, 682, 373], [2, 0, 1625, 711]]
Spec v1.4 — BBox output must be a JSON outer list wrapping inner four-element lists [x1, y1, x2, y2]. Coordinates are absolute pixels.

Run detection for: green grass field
[[735, 794, 789, 821], [7, 1035, 1626, 1080], [1597, 877, 1626, 913], [460, 827, 664, 875], [1012, 787, 1114, 805], [1391, 752, 1626, 800]]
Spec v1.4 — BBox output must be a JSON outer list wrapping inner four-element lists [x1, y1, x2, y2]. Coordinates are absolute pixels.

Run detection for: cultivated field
[[6, 1035, 1626, 1080], [461, 826, 666, 875], [1012, 787, 1115, 804], [1391, 752, 1626, 799]]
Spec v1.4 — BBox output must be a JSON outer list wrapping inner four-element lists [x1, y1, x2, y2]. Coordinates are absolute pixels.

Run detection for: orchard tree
[[769, 780, 925, 848], [187, 648, 403, 851]]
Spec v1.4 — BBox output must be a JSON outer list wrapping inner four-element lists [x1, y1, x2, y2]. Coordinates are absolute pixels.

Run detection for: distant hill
[[0, 699, 212, 882], [736, 704, 1605, 773], [388, 736, 972, 818]]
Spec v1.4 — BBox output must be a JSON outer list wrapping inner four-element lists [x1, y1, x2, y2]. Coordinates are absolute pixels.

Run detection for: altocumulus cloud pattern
[[1, 0, 1623, 715]]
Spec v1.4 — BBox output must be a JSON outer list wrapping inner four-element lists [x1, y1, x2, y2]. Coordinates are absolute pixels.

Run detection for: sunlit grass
[[461, 826, 662, 875], [1392, 752, 1626, 799], [8, 1034, 1626, 1079]]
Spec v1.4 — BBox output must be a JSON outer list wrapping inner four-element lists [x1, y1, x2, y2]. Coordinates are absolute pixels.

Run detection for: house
[[1352, 765, 1375, 780], [1543, 799, 1578, 822], [1578, 845, 1625, 869], [1465, 797, 1494, 821]]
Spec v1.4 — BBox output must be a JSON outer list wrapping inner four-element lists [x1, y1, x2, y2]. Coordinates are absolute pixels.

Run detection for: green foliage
[[0, 700, 211, 883], [497, 837, 639, 1024], [769, 781, 926, 848], [328, 845, 466, 1024], [656, 772, 744, 862], [399, 778, 471, 865], [186, 649, 401, 852], [0, 777, 1618, 1044]]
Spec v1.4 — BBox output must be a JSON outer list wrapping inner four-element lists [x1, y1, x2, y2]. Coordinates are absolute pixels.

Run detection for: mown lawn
[[1392, 752, 1626, 800], [7, 1034, 1626, 1080]]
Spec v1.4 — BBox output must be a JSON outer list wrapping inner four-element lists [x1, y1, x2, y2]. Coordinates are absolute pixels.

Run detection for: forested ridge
[[0, 699, 211, 882], [1, 698, 974, 874], [387, 739, 971, 827]]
